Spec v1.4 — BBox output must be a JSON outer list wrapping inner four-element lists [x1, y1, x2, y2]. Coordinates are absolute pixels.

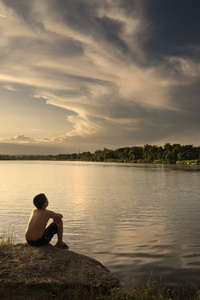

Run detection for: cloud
[[2, 84, 18, 91], [1, 135, 36, 144], [166, 56, 200, 78], [0, 0, 199, 153]]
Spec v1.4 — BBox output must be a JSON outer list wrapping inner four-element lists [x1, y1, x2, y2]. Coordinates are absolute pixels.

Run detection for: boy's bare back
[[25, 208, 63, 241]]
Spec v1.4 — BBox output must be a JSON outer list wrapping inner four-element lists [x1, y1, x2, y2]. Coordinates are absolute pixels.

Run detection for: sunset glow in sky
[[0, 0, 200, 154]]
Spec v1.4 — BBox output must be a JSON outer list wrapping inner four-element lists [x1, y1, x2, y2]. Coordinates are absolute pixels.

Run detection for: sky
[[0, 0, 200, 155]]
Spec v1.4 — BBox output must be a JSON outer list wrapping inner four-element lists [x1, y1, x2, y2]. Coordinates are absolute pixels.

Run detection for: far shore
[[1, 143, 200, 165], [0, 155, 200, 166]]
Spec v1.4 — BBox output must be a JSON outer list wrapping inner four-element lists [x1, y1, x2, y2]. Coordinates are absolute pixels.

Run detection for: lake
[[0, 161, 200, 288]]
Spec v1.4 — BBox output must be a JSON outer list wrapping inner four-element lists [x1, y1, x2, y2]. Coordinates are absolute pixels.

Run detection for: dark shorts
[[26, 222, 58, 247]]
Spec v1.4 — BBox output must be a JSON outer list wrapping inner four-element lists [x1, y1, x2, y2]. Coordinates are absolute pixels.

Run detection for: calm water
[[0, 161, 200, 288]]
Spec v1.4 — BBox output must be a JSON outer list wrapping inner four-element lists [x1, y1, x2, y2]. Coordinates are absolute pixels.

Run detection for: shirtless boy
[[25, 193, 69, 249]]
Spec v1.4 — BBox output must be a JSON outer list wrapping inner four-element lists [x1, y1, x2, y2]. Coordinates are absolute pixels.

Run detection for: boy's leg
[[53, 218, 63, 245], [53, 218, 69, 249], [27, 222, 58, 247]]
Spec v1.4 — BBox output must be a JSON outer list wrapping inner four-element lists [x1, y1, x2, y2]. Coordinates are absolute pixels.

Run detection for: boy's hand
[[54, 213, 63, 219], [48, 211, 63, 219]]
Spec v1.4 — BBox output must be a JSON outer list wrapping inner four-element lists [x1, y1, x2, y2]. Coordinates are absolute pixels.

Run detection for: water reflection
[[0, 161, 200, 288]]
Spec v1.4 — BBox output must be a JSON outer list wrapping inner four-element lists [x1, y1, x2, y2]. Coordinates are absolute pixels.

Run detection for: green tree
[[93, 150, 104, 161], [128, 146, 143, 161], [104, 149, 115, 160], [115, 147, 130, 161], [178, 145, 195, 160], [81, 152, 92, 161], [143, 144, 158, 162], [157, 146, 164, 160], [172, 144, 182, 161], [164, 143, 173, 152], [165, 151, 176, 163]]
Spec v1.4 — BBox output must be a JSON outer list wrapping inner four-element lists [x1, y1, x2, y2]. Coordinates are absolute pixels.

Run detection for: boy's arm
[[47, 210, 63, 219]]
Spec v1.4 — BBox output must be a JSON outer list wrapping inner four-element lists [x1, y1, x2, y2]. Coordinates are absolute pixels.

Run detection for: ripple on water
[[1, 161, 200, 288]]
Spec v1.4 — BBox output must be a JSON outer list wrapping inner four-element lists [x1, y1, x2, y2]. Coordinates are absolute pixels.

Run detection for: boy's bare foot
[[55, 242, 69, 249]]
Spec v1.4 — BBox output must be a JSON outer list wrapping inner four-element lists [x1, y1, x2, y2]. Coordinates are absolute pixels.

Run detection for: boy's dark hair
[[33, 193, 47, 209]]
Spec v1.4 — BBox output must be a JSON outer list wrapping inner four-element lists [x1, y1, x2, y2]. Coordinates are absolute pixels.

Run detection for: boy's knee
[[54, 218, 63, 228]]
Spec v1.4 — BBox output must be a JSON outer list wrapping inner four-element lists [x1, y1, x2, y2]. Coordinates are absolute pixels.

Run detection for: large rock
[[0, 244, 119, 299]]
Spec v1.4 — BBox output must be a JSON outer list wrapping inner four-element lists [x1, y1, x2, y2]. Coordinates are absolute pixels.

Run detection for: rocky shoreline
[[0, 243, 119, 299]]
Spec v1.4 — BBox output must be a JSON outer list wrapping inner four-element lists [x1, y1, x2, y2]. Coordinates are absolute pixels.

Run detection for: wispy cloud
[[0, 0, 199, 154]]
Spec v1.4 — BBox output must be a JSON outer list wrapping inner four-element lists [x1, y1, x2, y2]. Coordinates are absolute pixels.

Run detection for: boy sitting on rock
[[25, 193, 69, 249]]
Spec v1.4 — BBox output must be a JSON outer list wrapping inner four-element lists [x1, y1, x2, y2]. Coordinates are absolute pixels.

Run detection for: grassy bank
[[0, 229, 15, 246], [176, 160, 200, 165], [1, 279, 200, 300], [46, 280, 200, 300]]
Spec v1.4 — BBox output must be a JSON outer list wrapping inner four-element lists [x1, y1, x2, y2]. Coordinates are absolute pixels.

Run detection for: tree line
[[1, 143, 200, 164]]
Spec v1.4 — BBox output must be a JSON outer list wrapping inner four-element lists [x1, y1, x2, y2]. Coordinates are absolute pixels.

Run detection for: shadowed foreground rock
[[0, 244, 119, 299]]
